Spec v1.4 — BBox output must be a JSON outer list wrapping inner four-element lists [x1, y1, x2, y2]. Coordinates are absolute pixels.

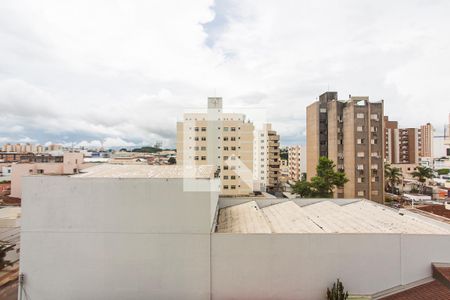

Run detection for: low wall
[[211, 233, 450, 300]]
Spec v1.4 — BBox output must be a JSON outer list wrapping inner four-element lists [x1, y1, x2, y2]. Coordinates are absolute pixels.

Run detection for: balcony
[[269, 135, 280, 141]]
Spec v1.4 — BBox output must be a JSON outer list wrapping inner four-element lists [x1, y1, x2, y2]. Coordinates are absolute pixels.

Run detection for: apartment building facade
[[287, 145, 306, 182], [176, 97, 254, 196], [383, 117, 434, 164], [419, 123, 433, 157], [307, 92, 384, 203], [253, 124, 280, 193], [1, 143, 45, 153]]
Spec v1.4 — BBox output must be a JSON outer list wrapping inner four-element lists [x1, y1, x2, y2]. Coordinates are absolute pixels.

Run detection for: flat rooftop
[[73, 164, 216, 179], [216, 200, 450, 234]]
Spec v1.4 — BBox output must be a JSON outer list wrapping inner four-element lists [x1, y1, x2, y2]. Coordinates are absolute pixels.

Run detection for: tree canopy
[[385, 164, 402, 194], [292, 157, 348, 198]]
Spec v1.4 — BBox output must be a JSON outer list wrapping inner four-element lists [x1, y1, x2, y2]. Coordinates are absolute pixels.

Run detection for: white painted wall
[[211, 233, 450, 300], [20, 176, 218, 300]]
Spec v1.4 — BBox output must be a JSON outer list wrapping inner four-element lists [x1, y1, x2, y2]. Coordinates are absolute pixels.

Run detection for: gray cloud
[[0, 0, 449, 148]]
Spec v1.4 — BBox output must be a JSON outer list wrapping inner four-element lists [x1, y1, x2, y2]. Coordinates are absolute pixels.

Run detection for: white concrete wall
[[20, 176, 218, 300], [211, 233, 450, 300]]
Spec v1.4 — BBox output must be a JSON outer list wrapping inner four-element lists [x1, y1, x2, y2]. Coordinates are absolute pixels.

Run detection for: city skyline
[[1, 1, 450, 148]]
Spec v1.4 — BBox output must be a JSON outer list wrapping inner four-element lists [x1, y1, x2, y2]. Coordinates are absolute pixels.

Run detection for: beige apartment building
[[176, 97, 254, 196], [307, 92, 384, 203], [383, 117, 433, 164], [287, 145, 306, 182], [253, 124, 281, 193]]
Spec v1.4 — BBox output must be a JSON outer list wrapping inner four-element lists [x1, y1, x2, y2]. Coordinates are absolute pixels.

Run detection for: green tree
[[411, 166, 434, 194], [384, 164, 402, 194], [291, 180, 312, 197], [292, 157, 348, 198], [327, 278, 349, 300], [310, 157, 348, 197]]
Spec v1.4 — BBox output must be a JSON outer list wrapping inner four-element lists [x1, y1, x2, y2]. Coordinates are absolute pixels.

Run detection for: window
[[224, 185, 229, 189], [201, 127, 206, 132], [371, 139, 377, 145], [357, 126, 363, 132], [231, 175, 236, 180], [224, 176, 229, 179], [357, 152, 365, 158], [224, 137, 229, 141], [231, 127, 236, 132], [201, 146, 206, 151], [224, 146, 229, 151], [224, 156, 229, 160], [357, 177, 364, 183], [320, 108, 327, 113], [357, 164, 364, 170], [230, 185, 236, 189], [194, 146, 199, 151], [201, 137, 206, 141], [194, 127, 199, 131], [231, 146, 236, 151], [357, 138, 364, 144], [357, 113, 364, 119], [231, 137, 236, 141], [194, 156, 199, 160], [201, 156, 206, 160], [371, 190, 379, 196], [357, 191, 365, 196], [224, 127, 229, 131], [194, 137, 199, 141], [224, 166, 229, 170], [370, 114, 379, 121]]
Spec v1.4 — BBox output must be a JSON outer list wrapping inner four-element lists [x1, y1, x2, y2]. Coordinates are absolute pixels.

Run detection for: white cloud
[[0, 0, 449, 148]]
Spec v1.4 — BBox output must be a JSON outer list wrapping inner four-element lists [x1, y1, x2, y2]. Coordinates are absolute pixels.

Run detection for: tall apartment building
[[419, 123, 433, 157], [287, 145, 306, 182], [384, 116, 398, 164], [253, 124, 280, 193], [398, 128, 420, 164], [176, 97, 254, 196], [383, 117, 434, 164], [307, 92, 384, 203]]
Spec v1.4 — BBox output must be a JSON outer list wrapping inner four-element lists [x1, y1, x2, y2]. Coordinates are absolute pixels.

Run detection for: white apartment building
[[177, 97, 254, 196], [253, 124, 281, 193], [287, 145, 306, 182]]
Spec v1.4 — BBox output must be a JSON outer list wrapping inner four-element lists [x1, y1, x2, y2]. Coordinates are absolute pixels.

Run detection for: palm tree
[[384, 164, 402, 194], [410, 166, 434, 194]]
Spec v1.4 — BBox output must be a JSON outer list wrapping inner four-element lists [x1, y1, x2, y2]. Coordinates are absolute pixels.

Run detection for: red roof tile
[[380, 280, 450, 300]]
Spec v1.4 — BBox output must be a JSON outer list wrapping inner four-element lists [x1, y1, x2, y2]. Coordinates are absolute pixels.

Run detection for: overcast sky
[[1, 0, 449, 148]]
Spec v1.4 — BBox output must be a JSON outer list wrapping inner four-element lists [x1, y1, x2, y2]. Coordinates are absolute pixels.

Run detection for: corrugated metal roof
[[215, 200, 450, 234], [216, 201, 271, 233]]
